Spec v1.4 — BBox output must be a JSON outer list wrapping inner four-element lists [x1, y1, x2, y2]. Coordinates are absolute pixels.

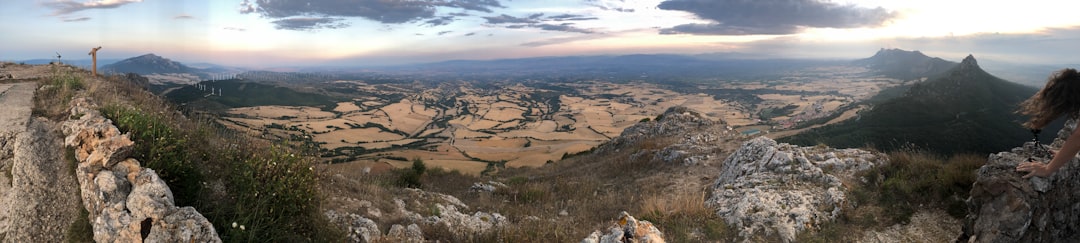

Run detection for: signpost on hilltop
[[88, 46, 102, 77]]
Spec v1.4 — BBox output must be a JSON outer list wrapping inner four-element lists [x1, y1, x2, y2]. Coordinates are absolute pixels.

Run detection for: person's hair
[[1019, 68, 1080, 129]]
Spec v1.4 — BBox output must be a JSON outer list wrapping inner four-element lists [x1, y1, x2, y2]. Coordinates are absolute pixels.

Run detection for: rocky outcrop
[[325, 210, 424, 243], [581, 211, 665, 243], [959, 116, 1080, 242], [601, 106, 718, 153], [326, 187, 508, 243], [62, 98, 220, 242], [709, 137, 883, 242]]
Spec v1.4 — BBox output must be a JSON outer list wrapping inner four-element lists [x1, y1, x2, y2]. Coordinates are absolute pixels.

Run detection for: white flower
[[232, 222, 237, 228], [240, 225, 246, 231]]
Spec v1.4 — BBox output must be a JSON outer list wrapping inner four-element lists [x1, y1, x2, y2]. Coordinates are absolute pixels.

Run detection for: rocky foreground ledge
[[711, 137, 883, 242], [961, 116, 1080, 242], [62, 98, 220, 242]]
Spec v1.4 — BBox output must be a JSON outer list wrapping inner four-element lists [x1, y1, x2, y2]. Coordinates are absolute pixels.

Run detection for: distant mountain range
[[781, 54, 1059, 155], [100, 54, 203, 76]]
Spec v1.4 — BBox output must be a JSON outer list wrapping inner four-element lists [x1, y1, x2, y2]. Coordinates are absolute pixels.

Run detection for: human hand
[[1016, 161, 1055, 179]]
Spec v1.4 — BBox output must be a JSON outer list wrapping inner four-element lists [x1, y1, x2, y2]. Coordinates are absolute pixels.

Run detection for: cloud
[[584, 0, 635, 12], [438, 31, 453, 36], [464, 32, 476, 36], [483, 14, 537, 24], [224, 27, 247, 32], [657, 0, 895, 35], [174, 14, 194, 20], [547, 14, 598, 21], [62, 16, 91, 22], [536, 24, 593, 34], [660, 23, 799, 35], [423, 16, 456, 27], [271, 17, 349, 31], [44, 0, 142, 15], [483, 13, 595, 34], [241, 0, 504, 30]]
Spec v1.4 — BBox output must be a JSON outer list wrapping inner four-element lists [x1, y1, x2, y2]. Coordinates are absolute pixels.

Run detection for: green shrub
[[220, 144, 325, 242], [395, 158, 427, 188], [101, 105, 202, 207]]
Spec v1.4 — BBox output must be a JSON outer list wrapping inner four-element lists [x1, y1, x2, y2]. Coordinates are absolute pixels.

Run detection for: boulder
[[709, 137, 882, 242], [582, 211, 665, 243], [959, 116, 1080, 242]]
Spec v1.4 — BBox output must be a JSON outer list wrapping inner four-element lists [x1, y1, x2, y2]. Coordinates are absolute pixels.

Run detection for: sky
[[2, 0, 1080, 67]]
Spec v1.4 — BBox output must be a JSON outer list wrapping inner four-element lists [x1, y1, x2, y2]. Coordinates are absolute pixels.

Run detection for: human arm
[[1017, 126, 1080, 178]]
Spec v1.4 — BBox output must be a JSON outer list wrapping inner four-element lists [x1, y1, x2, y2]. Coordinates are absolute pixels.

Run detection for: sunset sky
[[2, 0, 1079, 67]]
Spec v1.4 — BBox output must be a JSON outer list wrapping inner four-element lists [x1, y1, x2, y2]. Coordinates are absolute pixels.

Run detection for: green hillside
[[165, 79, 342, 111], [782, 55, 1057, 155]]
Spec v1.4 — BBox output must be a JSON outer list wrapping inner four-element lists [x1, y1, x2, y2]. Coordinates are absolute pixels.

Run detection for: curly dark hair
[[1018, 68, 1080, 129]]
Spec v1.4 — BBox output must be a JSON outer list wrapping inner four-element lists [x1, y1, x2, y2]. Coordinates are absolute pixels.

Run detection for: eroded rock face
[[710, 137, 883, 242], [62, 98, 220, 243], [581, 211, 665, 243], [960, 116, 1080, 242]]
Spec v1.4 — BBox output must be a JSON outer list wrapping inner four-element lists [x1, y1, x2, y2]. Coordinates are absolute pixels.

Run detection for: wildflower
[[240, 225, 246, 230], [232, 222, 237, 228]]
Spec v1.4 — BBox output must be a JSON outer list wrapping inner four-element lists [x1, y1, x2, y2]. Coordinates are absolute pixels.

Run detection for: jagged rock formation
[[61, 98, 220, 242], [602, 106, 734, 165], [710, 137, 884, 242], [960, 116, 1080, 242], [581, 211, 665, 243]]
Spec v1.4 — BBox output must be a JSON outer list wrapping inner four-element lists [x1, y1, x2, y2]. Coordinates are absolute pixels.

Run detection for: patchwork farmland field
[[209, 66, 904, 174]]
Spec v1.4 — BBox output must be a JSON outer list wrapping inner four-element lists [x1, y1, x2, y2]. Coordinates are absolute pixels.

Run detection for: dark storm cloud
[[242, 0, 503, 30], [657, 0, 895, 35], [44, 0, 142, 15], [271, 17, 349, 31]]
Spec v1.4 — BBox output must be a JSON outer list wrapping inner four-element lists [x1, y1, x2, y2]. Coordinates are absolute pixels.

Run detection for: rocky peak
[[958, 54, 980, 72]]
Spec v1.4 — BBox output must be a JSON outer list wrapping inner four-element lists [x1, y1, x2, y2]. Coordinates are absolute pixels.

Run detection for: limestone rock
[[469, 180, 508, 193], [600, 106, 719, 154], [581, 211, 665, 243], [325, 210, 382, 243], [385, 224, 424, 243], [429, 204, 506, 236], [710, 137, 882, 242], [62, 98, 220, 242], [959, 116, 1080, 242]]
